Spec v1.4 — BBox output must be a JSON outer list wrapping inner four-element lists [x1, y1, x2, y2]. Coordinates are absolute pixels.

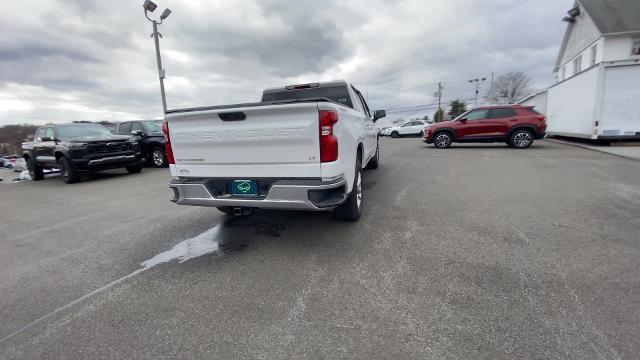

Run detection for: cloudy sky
[[0, 0, 572, 126]]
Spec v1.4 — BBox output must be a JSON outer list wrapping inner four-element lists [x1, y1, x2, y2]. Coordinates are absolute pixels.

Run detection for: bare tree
[[493, 71, 532, 104]]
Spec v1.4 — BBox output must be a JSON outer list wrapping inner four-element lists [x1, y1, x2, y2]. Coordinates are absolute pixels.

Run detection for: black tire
[[27, 158, 44, 181], [391, 131, 400, 138], [433, 132, 453, 149], [150, 147, 168, 168], [365, 143, 380, 170], [509, 129, 534, 149], [58, 157, 81, 184], [126, 164, 143, 174], [335, 156, 363, 221]]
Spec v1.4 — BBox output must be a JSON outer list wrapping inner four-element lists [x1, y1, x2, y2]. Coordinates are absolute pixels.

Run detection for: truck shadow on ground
[[212, 209, 351, 254]]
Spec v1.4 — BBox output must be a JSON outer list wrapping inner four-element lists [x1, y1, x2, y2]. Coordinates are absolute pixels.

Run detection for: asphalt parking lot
[[1, 139, 639, 359]]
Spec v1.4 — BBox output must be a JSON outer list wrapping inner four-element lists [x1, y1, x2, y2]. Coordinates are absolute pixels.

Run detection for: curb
[[544, 138, 640, 163]]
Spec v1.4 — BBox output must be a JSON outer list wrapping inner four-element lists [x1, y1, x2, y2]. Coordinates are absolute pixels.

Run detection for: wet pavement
[[1, 139, 639, 359]]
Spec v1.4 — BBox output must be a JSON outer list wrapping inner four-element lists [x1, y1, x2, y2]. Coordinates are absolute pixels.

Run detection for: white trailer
[[544, 61, 640, 140]]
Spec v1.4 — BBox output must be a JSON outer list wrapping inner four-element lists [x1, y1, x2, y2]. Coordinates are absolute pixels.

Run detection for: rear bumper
[[169, 176, 348, 211]]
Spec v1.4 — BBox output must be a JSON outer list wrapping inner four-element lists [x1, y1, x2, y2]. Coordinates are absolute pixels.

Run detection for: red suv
[[423, 105, 546, 149]]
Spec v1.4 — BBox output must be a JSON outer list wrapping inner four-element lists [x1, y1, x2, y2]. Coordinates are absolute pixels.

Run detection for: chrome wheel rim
[[152, 150, 164, 166], [356, 170, 362, 209], [435, 134, 451, 148], [513, 132, 532, 148]]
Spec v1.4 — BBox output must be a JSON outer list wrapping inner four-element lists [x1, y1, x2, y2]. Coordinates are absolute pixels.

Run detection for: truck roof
[[39, 123, 106, 128], [262, 80, 349, 94]]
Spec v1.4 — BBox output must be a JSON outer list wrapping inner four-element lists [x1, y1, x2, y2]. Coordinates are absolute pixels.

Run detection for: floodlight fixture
[[160, 8, 172, 20], [567, 7, 580, 17], [143, 0, 157, 12]]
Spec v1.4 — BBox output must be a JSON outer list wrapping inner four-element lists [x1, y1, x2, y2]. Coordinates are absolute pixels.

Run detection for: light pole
[[468, 77, 486, 108], [143, 0, 171, 114]]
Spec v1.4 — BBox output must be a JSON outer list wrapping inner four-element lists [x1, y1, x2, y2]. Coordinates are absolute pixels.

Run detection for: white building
[[521, 0, 640, 140]]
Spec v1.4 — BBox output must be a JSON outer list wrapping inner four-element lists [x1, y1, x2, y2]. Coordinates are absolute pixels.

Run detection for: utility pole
[[488, 72, 495, 104], [434, 82, 443, 122], [437, 82, 443, 112]]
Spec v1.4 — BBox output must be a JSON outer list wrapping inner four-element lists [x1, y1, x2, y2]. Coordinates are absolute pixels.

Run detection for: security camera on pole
[[143, 0, 172, 114]]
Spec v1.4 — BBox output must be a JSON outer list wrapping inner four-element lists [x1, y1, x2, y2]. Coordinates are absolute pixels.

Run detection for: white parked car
[[383, 120, 428, 138], [164, 80, 386, 221]]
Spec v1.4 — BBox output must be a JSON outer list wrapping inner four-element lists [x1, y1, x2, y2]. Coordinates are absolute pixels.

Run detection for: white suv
[[383, 120, 428, 138]]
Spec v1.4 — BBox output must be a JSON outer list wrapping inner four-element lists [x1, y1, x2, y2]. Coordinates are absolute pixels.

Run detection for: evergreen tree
[[433, 108, 444, 123], [448, 99, 468, 119]]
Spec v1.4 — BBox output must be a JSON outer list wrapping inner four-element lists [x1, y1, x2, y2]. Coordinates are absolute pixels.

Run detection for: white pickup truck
[[163, 80, 387, 220]]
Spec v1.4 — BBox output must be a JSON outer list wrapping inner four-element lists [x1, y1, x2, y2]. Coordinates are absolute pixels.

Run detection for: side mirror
[[40, 136, 53, 142], [373, 110, 387, 122], [131, 130, 145, 137], [459, 118, 468, 123]]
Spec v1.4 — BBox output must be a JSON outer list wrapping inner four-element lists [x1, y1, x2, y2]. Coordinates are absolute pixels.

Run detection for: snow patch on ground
[[14, 170, 31, 181], [140, 225, 222, 269]]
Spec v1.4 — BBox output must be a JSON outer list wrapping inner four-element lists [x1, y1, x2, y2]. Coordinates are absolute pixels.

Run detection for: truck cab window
[[131, 122, 144, 134], [118, 123, 132, 135]]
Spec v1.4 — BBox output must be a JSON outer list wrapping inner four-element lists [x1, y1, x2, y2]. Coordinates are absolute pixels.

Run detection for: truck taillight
[[319, 110, 338, 163], [162, 120, 175, 165]]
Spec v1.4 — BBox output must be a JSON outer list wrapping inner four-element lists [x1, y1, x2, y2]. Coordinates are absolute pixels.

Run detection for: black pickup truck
[[114, 120, 168, 168], [22, 123, 143, 183]]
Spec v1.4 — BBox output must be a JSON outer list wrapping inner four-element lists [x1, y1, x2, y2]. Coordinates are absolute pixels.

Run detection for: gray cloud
[[0, 0, 572, 126]]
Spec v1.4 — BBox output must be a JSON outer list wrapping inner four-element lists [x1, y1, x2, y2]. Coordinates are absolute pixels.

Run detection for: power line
[[385, 97, 477, 113]]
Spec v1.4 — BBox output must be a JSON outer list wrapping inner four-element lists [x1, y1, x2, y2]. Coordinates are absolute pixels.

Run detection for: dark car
[[423, 105, 547, 149], [115, 120, 168, 167], [22, 124, 143, 184]]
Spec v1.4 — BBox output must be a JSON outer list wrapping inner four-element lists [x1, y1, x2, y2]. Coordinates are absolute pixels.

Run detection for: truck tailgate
[[166, 102, 321, 178]]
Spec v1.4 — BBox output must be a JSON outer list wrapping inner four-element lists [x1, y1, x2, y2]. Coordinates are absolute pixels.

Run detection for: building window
[[590, 45, 597, 66], [632, 39, 640, 56], [573, 55, 582, 75]]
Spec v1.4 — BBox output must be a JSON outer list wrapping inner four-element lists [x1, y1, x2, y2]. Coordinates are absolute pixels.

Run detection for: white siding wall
[[520, 92, 548, 115], [547, 65, 600, 138], [603, 36, 640, 62], [559, 8, 601, 66], [558, 38, 604, 80]]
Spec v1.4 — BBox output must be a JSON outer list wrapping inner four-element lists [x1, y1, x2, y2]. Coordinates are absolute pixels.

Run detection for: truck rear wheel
[[335, 157, 362, 221], [365, 143, 380, 170], [28, 158, 44, 181], [58, 157, 80, 184]]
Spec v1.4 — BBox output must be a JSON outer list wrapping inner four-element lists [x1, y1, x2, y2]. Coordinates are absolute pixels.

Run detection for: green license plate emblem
[[231, 180, 257, 196]]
